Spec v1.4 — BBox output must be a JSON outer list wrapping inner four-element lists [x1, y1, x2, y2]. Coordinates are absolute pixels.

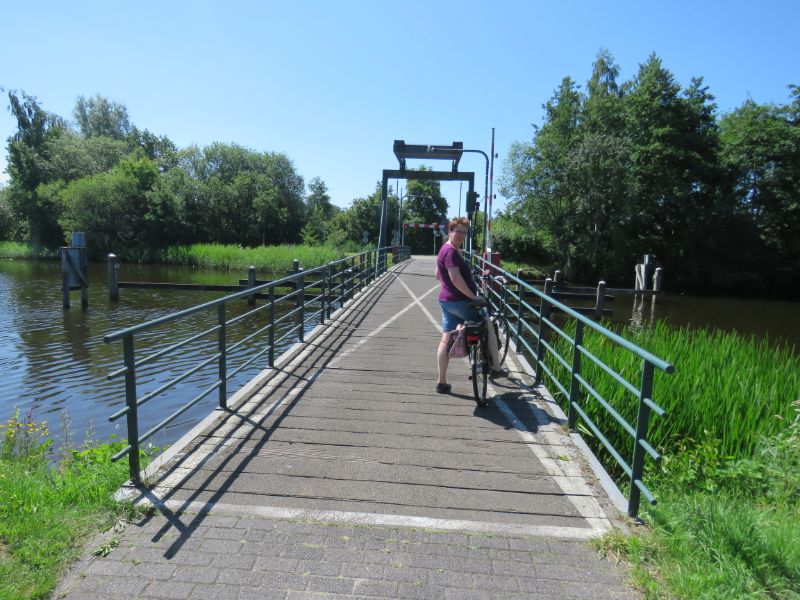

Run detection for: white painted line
[[328, 280, 439, 366], [135, 498, 604, 540], [396, 277, 442, 332]]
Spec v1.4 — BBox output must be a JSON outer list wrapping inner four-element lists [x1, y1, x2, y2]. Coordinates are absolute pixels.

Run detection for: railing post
[[122, 335, 141, 483], [298, 269, 305, 343], [359, 254, 365, 291], [218, 303, 227, 409], [325, 265, 332, 319], [568, 320, 584, 429], [594, 280, 606, 319], [108, 253, 119, 301], [514, 281, 524, 351], [268, 286, 275, 367], [339, 262, 345, 308], [628, 361, 655, 517], [349, 257, 355, 301], [247, 266, 256, 306], [534, 278, 553, 385]]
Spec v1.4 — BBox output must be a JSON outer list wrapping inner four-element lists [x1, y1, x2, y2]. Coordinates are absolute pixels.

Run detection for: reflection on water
[[611, 291, 800, 351], [0, 259, 312, 451]]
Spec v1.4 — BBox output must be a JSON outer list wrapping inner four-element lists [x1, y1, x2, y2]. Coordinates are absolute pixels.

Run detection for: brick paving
[[55, 257, 640, 599], [56, 513, 638, 599]]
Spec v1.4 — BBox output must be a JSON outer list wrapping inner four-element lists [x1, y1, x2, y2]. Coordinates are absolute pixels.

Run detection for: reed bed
[[157, 243, 348, 272], [546, 319, 798, 461]]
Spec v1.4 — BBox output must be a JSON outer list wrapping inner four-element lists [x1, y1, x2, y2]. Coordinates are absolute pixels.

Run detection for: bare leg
[[437, 331, 450, 384]]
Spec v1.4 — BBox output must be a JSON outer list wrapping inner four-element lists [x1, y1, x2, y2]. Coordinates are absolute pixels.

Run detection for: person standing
[[434, 217, 506, 393]]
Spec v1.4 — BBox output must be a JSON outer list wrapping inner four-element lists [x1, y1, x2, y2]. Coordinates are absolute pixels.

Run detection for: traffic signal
[[466, 191, 479, 214]]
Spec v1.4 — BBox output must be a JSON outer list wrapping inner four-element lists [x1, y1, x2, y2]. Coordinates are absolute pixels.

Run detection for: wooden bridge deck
[[56, 257, 636, 599]]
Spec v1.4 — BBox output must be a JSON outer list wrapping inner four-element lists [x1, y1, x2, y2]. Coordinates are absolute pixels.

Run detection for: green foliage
[[73, 94, 131, 139], [501, 51, 800, 294], [58, 151, 161, 256], [490, 213, 556, 267], [156, 243, 344, 272], [0, 411, 145, 599]]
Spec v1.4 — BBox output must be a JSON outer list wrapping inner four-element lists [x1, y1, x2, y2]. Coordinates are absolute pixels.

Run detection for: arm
[[447, 266, 479, 301]]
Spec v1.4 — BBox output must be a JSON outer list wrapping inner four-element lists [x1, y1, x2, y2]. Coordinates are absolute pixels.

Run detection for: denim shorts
[[439, 300, 480, 333]]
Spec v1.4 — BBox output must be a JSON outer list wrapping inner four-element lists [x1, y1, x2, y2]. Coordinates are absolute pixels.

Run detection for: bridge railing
[[104, 247, 399, 483], [466, 252, 674, 518]]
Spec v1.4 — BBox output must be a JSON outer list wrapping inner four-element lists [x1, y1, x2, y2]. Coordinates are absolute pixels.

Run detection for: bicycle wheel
[[494, 314, 511, 366], [470, 341, 489, 407]]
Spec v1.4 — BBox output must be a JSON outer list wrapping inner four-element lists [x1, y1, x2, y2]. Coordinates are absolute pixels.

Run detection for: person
[[434, 217, 508, 393]]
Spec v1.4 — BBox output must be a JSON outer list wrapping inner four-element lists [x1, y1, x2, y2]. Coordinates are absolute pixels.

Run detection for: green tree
[[720, 89, 800, 292], [58, 151, 161, 257], [73, 95, 131, 139], [402, 167, 447, 253], [5, 91, 69, 247], [302, 177, 338, 245]]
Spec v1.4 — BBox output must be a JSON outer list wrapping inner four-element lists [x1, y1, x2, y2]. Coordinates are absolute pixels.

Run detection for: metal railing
[[104, 247, 398, 483], [467, 252, 674, 518]]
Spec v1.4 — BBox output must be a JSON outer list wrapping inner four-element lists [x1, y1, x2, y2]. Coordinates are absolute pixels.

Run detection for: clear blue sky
[[1, 0, 798, 215]]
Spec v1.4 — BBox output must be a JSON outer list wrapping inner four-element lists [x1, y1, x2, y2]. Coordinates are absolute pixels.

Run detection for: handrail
[[104, 247, 400, 483], [466, 251, 673, 517]]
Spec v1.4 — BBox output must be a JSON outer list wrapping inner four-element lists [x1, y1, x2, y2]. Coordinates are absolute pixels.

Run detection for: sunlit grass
[[157, 243, 350, 272], [0, 410, 150, 599], [0, 242, 57, 260]]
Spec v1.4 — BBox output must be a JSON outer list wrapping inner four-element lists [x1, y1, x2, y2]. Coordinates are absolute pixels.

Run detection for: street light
[[427, 145, 489, 255]]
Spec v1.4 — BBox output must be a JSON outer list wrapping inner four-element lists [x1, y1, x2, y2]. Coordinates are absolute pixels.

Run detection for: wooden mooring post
[[108, 253, 119, 301], [61, 232, 89, 309]]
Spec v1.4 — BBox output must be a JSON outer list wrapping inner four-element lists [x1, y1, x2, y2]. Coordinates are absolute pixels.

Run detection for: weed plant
[[0, 409, 146, 599]]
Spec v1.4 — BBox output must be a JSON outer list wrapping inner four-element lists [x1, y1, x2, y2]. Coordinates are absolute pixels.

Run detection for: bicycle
[[470, 270, 512, 366], [464, 276, 512, 407]]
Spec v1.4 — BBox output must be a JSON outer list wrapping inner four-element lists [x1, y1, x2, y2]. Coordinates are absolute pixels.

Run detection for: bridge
[[57, 251, 670, 599]]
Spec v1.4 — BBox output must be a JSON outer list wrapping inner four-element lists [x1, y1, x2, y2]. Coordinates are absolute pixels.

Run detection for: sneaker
[[436, 382, 452, 394], [490, 367, 509, 379]]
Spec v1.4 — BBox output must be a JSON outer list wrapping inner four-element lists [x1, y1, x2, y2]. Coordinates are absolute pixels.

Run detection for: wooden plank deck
[[120, 256, 622, 539]]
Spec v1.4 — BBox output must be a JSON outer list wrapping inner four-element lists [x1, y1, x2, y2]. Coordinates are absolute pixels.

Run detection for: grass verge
[[156, 243, 353, 272], [0, 410, 149, 600]]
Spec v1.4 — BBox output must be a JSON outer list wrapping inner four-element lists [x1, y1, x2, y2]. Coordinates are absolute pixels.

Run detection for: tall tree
[[5, 91, 68, 246], [73, 95, 131, 139]]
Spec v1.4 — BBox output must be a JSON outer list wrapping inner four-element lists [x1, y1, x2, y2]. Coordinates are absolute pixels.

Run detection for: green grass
[[0, 242, 57, 260], [155, 243, 352, 272], [594, 404, 800, 598], [539, 322, 800, 598], [0, 410, 148, 599]]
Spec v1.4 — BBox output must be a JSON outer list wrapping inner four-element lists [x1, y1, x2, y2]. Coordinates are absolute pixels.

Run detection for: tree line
[[497, 50, 800, 295], [0, 92, 448, 261]]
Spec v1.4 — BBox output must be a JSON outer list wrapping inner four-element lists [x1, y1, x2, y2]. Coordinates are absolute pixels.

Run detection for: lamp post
[[427, 145, 490, 255]]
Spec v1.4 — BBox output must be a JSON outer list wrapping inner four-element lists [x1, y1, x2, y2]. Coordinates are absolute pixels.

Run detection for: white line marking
[[328, 280, 439, 366], [134, 499, 604, 540], [396, 277, 442, 331]]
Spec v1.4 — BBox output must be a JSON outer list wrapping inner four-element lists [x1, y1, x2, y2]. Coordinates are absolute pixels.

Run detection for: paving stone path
[[55, 257, 640, 599]]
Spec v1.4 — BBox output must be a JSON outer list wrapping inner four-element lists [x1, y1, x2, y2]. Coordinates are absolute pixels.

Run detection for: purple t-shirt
[[437, 243, 477, 302]]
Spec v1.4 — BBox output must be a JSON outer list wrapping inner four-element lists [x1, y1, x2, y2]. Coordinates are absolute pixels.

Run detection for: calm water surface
[[0, 260, 315, 451], [1, 259, 798, 452]]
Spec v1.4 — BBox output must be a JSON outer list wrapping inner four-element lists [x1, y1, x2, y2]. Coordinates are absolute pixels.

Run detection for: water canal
[[1, 258, 799, 452]]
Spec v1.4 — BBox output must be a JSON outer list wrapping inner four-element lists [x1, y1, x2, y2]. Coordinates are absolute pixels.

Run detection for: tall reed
[[157, 243, 348, 272], [547, 319, 799, 461]]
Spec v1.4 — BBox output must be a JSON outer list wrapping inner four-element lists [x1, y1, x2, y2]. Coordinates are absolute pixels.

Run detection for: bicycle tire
[[494, 314, 511, 366], [471, 341, 489, 407]]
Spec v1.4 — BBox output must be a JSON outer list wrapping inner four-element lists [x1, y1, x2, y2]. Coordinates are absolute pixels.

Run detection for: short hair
[[448, 217, 469, 232]]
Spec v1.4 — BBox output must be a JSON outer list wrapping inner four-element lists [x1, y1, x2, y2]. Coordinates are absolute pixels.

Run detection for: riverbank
[[0, 410, 151, 599], [558, 322, 800, 597]]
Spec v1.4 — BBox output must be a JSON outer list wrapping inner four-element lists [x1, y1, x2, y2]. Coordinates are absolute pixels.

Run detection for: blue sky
[[1, 0, 798, 215]]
